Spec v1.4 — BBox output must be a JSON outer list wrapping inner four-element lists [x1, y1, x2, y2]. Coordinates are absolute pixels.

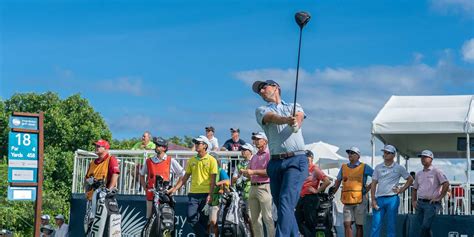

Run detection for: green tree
[[0, 92, 112, 235]]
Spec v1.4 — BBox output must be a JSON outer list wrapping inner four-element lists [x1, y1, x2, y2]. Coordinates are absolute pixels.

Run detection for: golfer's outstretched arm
[[263, 111, 304, 126]]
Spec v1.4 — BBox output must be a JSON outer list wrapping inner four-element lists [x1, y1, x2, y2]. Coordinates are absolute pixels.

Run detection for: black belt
[[251, 182, 269, 186], [418, 199, 440, 204], [379, 194, 398, 198], [270, 151, 306, 160]]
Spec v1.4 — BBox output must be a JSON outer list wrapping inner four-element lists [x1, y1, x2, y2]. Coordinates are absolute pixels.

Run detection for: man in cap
[[233, 143, 254, 204], [139, 137, 185, 219], [295, 150, 331, 237], [253, 79, 308, 236], [370, 145, 413, 237], [54, 214, 69, 237], [84, 139, 120, 201], [168, 135, 218, 237], [221, 128, 246, 151], [205, 126, 219, 151], [40, 214, 51, 227], [40, 225, 54, 237], [240, 132, 275, 237], [330, 146, 373, 237], [411, 150, 449, 237]]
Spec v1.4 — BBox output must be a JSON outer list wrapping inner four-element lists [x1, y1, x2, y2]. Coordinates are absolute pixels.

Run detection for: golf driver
[[292, 11, 311, 117]]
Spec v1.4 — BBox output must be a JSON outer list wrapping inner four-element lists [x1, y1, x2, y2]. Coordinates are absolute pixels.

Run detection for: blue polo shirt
[[337, 161, 374, 194], [255, 100, 306, 154]]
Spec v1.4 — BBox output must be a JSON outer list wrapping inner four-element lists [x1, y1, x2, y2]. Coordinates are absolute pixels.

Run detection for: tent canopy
[[305, 141, 347, 169], [372, 95, 474, 158]]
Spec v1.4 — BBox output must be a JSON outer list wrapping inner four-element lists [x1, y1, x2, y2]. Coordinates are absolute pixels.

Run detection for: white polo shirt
[[373, 161, 410, 197]]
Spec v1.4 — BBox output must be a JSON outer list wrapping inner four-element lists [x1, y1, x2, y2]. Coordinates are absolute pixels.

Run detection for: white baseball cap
[[41, 214, 50, 220], [192, 135, 211, 148], [251, 132, 267, 140], [381, 145, 397, 154], [241, 143, 255, 153], [345, 146, 361, 157], [54, 214, 65, 220], [418, 150, 434, 159]]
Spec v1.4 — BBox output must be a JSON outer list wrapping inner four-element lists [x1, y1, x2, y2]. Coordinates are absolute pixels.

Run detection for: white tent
[[371, 95, 474, 214], [305, 141, 348, 169]]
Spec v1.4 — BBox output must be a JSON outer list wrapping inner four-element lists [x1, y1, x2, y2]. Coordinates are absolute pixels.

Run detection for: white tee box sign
[[7, 186, 37, 201]]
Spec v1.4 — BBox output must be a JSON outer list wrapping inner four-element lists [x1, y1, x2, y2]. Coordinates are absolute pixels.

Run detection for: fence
[[72, 149, 471, 215], [72, 149, 244, 196]]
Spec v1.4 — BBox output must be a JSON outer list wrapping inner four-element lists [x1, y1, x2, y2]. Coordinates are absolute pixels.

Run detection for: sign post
[[7, 112, 44, 237]]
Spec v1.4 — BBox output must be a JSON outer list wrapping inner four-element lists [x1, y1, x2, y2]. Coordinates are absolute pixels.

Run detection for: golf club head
[[295, 11, 311, 29]]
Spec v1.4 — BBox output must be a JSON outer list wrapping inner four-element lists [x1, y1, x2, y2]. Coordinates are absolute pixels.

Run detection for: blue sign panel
[[8, 132, 38, 160], [7, 186, 37, 201], [9, 116, 39, 130], [8, 132, 38, 182]]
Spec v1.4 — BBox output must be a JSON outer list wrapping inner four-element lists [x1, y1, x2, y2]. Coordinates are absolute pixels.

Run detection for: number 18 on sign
[[8, 131, 39, 183]]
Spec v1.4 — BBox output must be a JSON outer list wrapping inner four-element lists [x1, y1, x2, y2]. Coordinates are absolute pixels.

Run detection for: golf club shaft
[[293, 28, 303, 117]]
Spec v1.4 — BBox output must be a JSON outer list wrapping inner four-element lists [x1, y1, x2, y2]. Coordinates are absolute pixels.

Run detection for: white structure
[[372, 95, 474, 214], [305, 141, 347, 169]]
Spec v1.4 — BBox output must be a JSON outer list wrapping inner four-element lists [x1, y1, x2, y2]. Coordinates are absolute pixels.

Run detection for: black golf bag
[[302, 193, 334, 237], [141, 175, 176, 237], [219, 187, 252, 237], [84, 180, 122, 237]]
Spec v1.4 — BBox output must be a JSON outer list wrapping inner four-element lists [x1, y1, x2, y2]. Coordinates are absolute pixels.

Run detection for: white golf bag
[[84, 180, 122, 237]]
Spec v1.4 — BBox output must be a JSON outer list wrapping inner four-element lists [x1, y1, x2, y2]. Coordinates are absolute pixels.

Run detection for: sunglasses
[[383, 151, 394, 155], [194, 141, 205, 145], [347, 151, 357, 155]]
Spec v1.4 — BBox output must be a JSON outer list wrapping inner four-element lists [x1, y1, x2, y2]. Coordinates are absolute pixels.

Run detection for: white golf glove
[[202, 203, 210, 216], [291, 122, 299, 133]]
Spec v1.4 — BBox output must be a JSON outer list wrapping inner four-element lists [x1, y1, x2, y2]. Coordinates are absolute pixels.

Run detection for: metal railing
[[366, 181, 470, 215], [72, 150, 244, 196], [72, 150, 471, 215]]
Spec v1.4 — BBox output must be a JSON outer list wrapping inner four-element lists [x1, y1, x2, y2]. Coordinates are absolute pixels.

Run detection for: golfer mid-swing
[[252, 79, 308, 237]]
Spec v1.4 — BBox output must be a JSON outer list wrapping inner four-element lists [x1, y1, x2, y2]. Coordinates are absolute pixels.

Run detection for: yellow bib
[[341, 163, 365, 205], [85, 157, 110, 200]]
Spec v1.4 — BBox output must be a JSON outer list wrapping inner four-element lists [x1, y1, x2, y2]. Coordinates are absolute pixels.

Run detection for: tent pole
[[371, 135, 375, 168], [467, 133, 471, 215]]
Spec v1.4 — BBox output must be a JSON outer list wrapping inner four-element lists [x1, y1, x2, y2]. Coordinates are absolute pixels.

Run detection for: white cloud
[[431, 0, 474, 17], [461, 38, 474, 62], [98, 77, 145, 96]]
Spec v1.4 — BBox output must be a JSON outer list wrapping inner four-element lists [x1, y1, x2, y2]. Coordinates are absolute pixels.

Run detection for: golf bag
[[219, 187, 252, 237], [141, 175, 176, 237], [302, 193, 334, 237], [84, 180, 122, 237]]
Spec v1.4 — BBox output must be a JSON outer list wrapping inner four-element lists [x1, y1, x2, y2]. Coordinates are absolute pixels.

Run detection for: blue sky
[[1, 0, 473, 174]]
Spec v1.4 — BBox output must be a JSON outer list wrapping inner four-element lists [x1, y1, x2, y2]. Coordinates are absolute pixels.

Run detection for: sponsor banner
[[9, 116, 39, 130]]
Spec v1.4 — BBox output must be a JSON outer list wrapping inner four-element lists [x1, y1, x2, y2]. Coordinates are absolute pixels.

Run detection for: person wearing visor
[[241, 132, 275, 237], [330, 146, 373, 237], [84, 139, 120, 201], [295, 150, 331, 237], [370, 145, 413, 237], [168, 136, 218, 237], [252, 79, 307, 237], [411, 149, 449, 237], [139, 137, 185, 219]]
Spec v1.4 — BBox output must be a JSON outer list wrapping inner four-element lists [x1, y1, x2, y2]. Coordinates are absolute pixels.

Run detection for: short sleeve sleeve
[[109, 157, 120, 174], [398, 165, 410, 180], [337, 168, 342, 181], [313, 166, 326, 180], [365, 165, 374, 177], [220, 169, 230, 181], [436, 169, 448, 184], [255, 106, 271, 126], [372, 166, 379, 181], [185, 159, 193, 175], [413, 173, 420, 189], [210, 158, 218, 175]]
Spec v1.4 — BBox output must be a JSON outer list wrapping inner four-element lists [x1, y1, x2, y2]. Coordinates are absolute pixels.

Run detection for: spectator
[[241, 132, 275, 237], [295, 150, 331, 237], [168, 136, 218, 237], [330, 146, 374, 237], [40, 214, 50, 227], [139, 137, 185, 219], [40, 225, 54, 237], [205, 126, 219, 151], [132, 131, 156, 151], [412, 150, 449, 237], [221, 128, 246, 151], [232, 143, 254, 203], [370, 145, 413, 237], [54, 214, 69, 237]]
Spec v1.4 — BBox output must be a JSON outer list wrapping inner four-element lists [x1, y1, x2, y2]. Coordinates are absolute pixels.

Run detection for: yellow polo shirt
[[185, 153, 218, 194]]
